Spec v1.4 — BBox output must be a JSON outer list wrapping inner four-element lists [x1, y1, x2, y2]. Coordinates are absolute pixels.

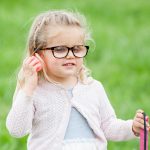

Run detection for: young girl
[[6, 10, 149, 150]]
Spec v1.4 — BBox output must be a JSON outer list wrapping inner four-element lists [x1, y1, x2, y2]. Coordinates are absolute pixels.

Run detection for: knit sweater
[[6, 79, 136, 150]]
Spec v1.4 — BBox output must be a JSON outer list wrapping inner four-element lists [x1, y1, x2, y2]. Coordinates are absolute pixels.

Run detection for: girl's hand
[[132, 109, 150, 136], [18, 56, 42, 96]]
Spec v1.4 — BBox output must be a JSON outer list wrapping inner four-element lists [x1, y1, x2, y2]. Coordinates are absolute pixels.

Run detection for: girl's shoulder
[[88, 79, 108, 97], [88, 78, 104, 89], [80, 77, 105, 94], [33, 79, 58, 97]]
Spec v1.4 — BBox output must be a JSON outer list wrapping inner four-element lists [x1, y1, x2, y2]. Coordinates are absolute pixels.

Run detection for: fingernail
[[36, 66, 42, 72], [146, 116, 149, 121]]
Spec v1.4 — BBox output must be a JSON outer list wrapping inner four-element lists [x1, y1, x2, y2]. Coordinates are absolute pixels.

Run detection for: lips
[[62, 62, 76, 66]]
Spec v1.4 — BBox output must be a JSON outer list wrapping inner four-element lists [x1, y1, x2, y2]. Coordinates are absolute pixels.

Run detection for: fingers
[[35, 63, 42, 72], [134, 109, 150, 132], [23, 56, 42, 72], [23, 56, 34, 67], [35, 53, 45, 65], [134, 117, 150, 131], [30, 57, 40, 66], [136, 111, 144, 119], [135, 117, 144, 124]]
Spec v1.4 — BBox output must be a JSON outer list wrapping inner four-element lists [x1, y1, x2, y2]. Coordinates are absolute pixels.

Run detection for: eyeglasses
[[36, 45, 89, 59]]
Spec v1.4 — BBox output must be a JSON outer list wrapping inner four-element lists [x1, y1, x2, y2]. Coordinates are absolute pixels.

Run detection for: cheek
[[47, 58, 65, 74], [46, 59, 60, 71], [77, 58, 83, 67]]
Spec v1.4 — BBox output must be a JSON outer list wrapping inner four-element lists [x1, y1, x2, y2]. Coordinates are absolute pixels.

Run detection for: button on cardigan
[[6, 79, 136, 150]]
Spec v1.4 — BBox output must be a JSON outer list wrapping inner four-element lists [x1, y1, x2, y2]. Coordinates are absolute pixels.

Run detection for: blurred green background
[[0, 0, 150, 149]]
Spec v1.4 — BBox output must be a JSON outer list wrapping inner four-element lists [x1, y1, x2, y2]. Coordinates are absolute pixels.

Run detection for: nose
[[66, 50, 75, 58]]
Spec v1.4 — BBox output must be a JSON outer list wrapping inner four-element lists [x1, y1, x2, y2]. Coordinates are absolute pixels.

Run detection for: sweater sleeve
[[6, 89, 35, 138], [97, 82, 136, 141]]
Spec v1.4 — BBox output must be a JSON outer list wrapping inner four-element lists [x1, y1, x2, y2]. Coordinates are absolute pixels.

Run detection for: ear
[[36, 51, 44, 58]]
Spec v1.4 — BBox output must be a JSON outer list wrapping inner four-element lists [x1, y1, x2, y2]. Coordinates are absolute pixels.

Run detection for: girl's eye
[[73, 48, 81, 53], [73, 46, 83, 53], [54, 47, 67, 53]]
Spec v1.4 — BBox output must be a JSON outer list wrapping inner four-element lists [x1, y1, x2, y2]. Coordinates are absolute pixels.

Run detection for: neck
[[45, 73, 78, 89], [59, 76, 78, 89]]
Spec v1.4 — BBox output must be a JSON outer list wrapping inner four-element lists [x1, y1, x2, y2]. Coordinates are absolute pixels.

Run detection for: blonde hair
[[18, 10, 93, 90]]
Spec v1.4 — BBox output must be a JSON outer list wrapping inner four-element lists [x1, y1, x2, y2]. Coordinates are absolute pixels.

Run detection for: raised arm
[[6, 56, 42, 137]]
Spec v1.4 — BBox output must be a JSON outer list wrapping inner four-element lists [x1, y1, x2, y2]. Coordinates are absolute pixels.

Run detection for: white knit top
[[6, 79, 136, 150]]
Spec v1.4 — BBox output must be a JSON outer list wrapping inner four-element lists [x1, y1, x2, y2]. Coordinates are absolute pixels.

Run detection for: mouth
[[62, 63, 76, 66]]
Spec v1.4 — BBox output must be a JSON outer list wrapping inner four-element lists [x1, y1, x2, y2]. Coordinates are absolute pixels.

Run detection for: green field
[[0, 0, 150, 149]]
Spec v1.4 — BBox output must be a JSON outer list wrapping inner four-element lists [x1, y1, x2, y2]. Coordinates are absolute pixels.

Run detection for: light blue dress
[[64, 89, 96, 139]]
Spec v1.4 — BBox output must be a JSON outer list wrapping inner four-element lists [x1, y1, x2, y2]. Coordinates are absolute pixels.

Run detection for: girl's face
[[40, 25, 85, 82]]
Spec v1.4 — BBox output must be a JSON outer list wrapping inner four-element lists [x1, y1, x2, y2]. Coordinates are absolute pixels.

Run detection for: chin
[[63, 71, 76, 76]]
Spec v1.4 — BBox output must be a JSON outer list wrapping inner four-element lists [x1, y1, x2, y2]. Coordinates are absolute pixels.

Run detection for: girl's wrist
[[22, 86, 34, 96]]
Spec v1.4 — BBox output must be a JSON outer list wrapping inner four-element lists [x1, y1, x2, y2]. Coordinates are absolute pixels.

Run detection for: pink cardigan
[[6, 79, 136, 150]]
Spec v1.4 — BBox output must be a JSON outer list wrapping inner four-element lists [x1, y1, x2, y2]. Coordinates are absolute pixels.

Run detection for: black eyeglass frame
[[34, 45, 89, 59]]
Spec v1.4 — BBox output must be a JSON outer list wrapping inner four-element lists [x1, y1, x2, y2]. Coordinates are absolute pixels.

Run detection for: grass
[[0, 0, 150, 149]]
